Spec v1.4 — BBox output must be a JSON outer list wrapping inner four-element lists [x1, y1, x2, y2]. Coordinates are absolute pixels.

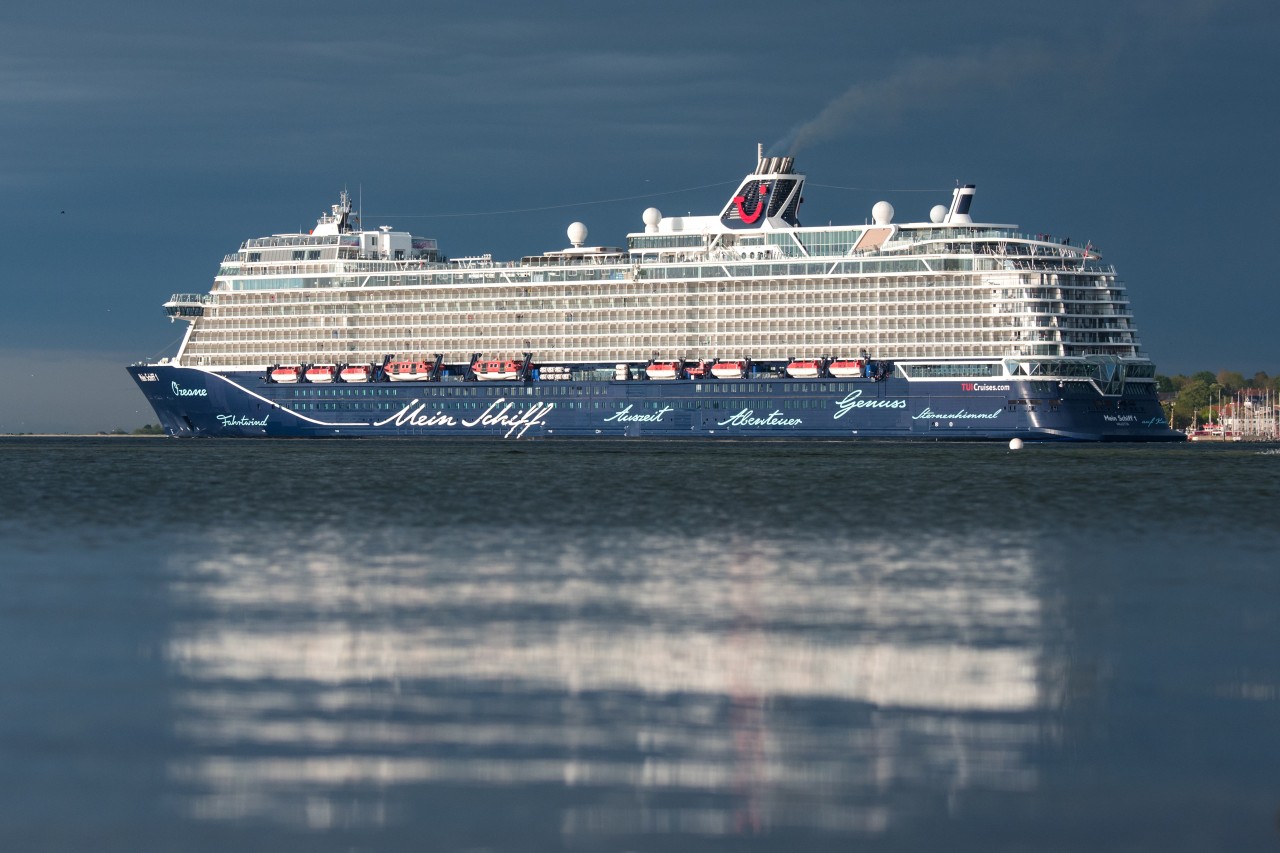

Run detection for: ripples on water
[[1, 438, 1278, 851]]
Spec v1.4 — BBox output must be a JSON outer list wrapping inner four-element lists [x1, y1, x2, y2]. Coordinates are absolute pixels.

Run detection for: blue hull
[[129, 365, 1184, 442]]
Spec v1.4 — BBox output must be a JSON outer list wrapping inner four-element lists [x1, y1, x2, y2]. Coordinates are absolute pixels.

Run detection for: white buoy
[[1009, 438, 1024, 451]]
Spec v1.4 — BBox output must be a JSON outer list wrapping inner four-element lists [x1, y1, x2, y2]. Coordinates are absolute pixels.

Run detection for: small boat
[[270, 365, 301, 384], [646, 361, 682, 380], [828, 358, 865, 378], [385, 360, 432, 381], [474, 359, 522, 381], [786, 359, 822, 379], [305, 364, 336, 383], [711, 359, 747, 380], [339, 365, 371, 383], [1187, 425, 1242, 442], [684, 360, 708, 379]]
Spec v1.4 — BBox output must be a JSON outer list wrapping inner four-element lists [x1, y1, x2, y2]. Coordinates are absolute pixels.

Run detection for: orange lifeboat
[[385, 360, 432, 381], [305, 364, 336, 383], [645, 361, 681, 380], [339, 365, 371, 383], [710, 359, 747, 380], [828, 358, 866, 378], [474, 359, 522, 381], [785, 359, 822, 379], [270, 366, 301, 384]]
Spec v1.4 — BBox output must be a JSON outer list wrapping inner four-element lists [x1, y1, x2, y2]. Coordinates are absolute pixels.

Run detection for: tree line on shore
[[1157, 370, 1279, 429]]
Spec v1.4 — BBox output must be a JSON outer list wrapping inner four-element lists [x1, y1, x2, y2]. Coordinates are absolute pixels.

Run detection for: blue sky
[[1, 0, 1276, 432]]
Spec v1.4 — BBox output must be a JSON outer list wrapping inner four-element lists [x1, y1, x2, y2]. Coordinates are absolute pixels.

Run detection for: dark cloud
[[1, 0, 1277, 431]]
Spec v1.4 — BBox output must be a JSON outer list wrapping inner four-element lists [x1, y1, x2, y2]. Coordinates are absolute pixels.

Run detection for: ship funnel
[[944, 184, 976, 224], [755, 156, 794, 175], [721, 149, 804, 229]]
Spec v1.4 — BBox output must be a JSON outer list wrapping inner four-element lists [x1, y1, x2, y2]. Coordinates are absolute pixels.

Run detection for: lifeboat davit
[[339, 365, 371, 383], [385, 360, 432, 381], [474, 359, 522, 381], [828, 358, 866, 378], [786, 359, 822, 379], [646, 361, 681, 380], [270, 366, 300, 384], [305, 364, 336, 383], [711, 359, 747, 380]]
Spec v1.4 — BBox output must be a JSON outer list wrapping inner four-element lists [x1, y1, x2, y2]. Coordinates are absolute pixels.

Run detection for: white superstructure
[[166, 152, 1148, 380]]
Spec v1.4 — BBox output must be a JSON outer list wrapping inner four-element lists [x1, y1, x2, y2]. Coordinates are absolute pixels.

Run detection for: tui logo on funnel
[[732, 182, 771, 225]]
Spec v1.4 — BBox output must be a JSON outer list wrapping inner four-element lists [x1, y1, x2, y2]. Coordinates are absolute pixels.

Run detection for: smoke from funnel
[[768, 45, 1060, 157]]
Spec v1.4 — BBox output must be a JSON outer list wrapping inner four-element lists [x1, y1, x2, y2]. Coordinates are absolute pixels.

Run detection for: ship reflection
[[164, 527, 1054, 837]]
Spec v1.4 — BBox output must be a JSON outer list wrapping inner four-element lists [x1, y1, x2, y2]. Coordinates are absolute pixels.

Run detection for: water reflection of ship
[[163, 530, 1053, 836], [727, 547, 765, 835]]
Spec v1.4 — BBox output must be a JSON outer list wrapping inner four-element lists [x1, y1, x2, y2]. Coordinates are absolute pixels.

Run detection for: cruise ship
[[127, 147, 1183, 441]]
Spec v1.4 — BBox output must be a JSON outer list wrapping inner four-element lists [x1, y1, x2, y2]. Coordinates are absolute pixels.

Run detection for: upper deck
[[215, 149, 1102, 285], [167, 149, 1144, 370]]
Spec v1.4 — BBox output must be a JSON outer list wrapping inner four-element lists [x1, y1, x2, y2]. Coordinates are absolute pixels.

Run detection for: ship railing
[[166, 293, 212, 305], [242, 235, 345, 249]]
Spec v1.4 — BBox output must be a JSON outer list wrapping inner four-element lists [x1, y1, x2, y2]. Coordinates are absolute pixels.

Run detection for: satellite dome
[[871, 201, 894, 225], [567, 221, 588, 247], [930, 204, 947, 224], [642, 207, 662, 233]]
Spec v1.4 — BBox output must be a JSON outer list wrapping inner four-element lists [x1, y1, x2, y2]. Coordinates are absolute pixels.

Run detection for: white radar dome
[[567, 221, 588, 247], [930, 204, 947, 224], [871, 201, 894, 225], [642, 207, 662, 233]]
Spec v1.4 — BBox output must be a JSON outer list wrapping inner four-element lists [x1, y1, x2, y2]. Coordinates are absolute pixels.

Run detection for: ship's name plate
[[377, 398, 553, 438]]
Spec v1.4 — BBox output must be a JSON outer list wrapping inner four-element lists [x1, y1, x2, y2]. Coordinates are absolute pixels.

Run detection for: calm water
[[1, 437, 1277, 851]]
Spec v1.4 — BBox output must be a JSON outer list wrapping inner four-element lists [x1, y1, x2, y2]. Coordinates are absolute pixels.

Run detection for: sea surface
[[1, 437, 1277, 852]]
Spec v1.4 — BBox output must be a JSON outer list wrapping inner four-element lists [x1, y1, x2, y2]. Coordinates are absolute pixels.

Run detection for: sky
[[1, 0, 1277, 432]]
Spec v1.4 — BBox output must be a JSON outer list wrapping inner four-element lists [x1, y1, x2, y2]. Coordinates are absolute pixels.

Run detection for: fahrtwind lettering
[[217, 414, 268, 426]]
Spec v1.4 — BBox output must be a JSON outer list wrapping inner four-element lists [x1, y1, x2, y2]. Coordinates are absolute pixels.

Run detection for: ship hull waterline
[[129, 365, 1184, 442]]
